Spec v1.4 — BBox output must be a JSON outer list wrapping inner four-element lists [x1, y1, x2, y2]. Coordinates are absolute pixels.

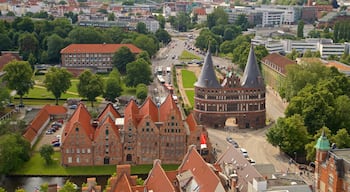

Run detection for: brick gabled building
[[60, 44, 142, 73], [61, 95, 209, 166], [194, 45, 266, 129]]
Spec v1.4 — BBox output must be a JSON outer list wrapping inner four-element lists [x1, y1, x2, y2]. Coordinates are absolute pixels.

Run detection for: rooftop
[[331, 149, 350, 163]]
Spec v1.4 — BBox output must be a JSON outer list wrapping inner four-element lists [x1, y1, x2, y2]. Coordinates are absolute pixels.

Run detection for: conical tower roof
[[315, 130, 331, 151], [241, 45, 264, 88], [194, 48, 221, 88]]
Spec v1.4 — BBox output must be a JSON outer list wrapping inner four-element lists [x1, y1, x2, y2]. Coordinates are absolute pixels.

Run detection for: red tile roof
[[178, 145, 223, 192], [43, 104, 67, 115], [124, 99, 140, 126], [144, 160, 176, 192], [159, 94, 181, 122], [326, 61, 350, 72], [0, 53, 21, 71], [194, 8, 206, 15], [23, 128, 37, 144], [113, 174, 133, 192], [98, 103, 121, 121], [138, 97, 158, 123], [262, 53, 296, 75], [186, 113, 198, 132], [60, 44, 142, 54], [62, 103, 94, 143]]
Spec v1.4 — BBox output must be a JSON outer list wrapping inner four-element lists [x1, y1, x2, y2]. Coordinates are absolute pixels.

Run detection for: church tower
[[314, 130, 330, 190]]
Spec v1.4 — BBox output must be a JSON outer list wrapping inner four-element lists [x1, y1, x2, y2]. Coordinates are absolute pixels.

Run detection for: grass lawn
[[179, 50, 201, 61], [185, 90, 195, 107], [181, 70, 197, 88], [13, 152, 178, 176]]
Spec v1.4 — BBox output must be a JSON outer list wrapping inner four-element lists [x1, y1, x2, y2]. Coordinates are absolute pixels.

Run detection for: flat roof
[[332, 149, 350, 163]]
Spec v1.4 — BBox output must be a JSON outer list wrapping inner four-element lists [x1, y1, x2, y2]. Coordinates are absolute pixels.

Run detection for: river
[[1, 175, 110, 191]]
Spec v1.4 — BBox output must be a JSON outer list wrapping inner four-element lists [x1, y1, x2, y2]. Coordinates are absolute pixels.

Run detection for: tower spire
[[194, 47, 221, 88], [241, 44, 264, 88]]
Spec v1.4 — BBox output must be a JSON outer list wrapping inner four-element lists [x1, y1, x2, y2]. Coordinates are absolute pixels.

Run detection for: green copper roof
[[315, 131, 330, 151]]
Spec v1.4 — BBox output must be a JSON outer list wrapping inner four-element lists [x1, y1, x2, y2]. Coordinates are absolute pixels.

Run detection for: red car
[[51, 139, 59, 144]]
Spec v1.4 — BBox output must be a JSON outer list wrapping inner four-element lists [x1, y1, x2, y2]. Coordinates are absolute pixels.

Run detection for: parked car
[[49, 128, 56, 132], [51, 139, 59, 144], [52, 142, 60, 147], [51, 125, 60, 130], [52, 122, 62, 127], [69, 104, 77, 109], [240, 148, 249, 158], [46, 130, 53, 135], [226, 137, 233, 143]]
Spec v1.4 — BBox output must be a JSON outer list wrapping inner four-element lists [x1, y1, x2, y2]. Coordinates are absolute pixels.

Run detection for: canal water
[[1, 176, 110, 191]]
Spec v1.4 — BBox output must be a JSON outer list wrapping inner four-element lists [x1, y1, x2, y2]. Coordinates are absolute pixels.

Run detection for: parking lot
[[34, 120, 64, 152]]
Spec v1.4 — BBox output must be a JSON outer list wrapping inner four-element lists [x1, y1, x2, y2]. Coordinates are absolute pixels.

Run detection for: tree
[[136, 51, 151, 64], [3, 61, 34, 107], [0, 34, 12, 51], [0, 134, 31, 174], [104, 69, 123, 102], [136, 83, 148, 101], [27, 53, 37, 69], [108, 13, 115, 21], [68, 27, 104, 44], [286, 49, 299, 60], [44, 67, 73, 105], [112, 46, 136, 74], [59, 180, 77, 192], [77, 70, 104, 107], [234, 14, 249, 31], [332, 128, 350, 149], [136, 22, 148, 34], [297, 20, 304, 38], [17, 17, 34, 33], [266, 114, 310, 156], [39, 144, 54, 164], [155, 29, 171, 45], [18, 32, 39, 60], [334, 95, 350, 132], [125, 59, 152, 87], [39, 183, 49, 192], [206, 7, 228, 29], [134, 34, 158, 57], [156, 15, 165, 29], [47, 34, 65, 63]]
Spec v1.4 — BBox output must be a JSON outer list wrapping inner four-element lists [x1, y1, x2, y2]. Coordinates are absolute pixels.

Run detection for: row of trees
[[267, 60, 350, 161], [0, 16, 171, 66]]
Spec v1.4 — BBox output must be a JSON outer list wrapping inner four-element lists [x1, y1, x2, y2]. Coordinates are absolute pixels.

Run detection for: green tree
[[136, 22, 148, 34], [136, 83, 148, 101], [155, 29, 171, 45], [266, 114, 310, 156], [334, 95, 350, 133], [47, 34, 65, 63], [17, 17, 34, 33], [134, 34, 158, 57], [3, 61, 34, 107], [112, 46, 136, 74], [104, 69, 123, 102], [39, 144, 54, 164], [0, 134, 31, 174], [44, 67, 73, 105], [286, 49, 299, 60], [27, 53, 37, 69], [332, 128, 350, 149], [59, 180, 77, 192], [77, 70, 104, 107], [303, 49, 313, 57], [18, 32, 39, 60], [68, 27, 104, 44], [125, 59, 152, 87], [171, 12, 191, 32], [108, 13, 115, 21], [39, 183, 49, 192], [156, 15, 165, 29], [206, 7, 228, 29], [0, 34, 12, 51], [234, 14, 249, 31], [136, 51, 151, 64], [297, 20, 304, 38]]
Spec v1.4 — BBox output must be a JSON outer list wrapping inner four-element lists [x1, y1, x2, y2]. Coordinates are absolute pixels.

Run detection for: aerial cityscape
[[0, 0, 350, 191]]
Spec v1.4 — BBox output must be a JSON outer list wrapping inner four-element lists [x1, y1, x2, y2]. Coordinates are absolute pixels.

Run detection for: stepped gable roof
[[94, 116, 119, 139], [144, 160, 176, 192], [98, 103, 121, 122], [178, 145, 223, 192], [123, 99, 140, 125], [186, 113, 198, 132], [62, 103, 94, 143], [138, 97, 159, 123], [195, 48, 221, 88], [60, 44, 142, 54], [159, 94, 181, 122], [241, 45, 264, 88], [112, 174, 133, 192]]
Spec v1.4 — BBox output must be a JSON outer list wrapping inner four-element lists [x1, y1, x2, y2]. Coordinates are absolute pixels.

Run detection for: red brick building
[[60, 44, 142, 73], [193, 45, 266, 129], [61, 95, 209, 166], [315, 131, 350, 192]]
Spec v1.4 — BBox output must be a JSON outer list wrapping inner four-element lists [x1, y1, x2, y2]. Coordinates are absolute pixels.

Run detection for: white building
[[319, 43, 345, 58]]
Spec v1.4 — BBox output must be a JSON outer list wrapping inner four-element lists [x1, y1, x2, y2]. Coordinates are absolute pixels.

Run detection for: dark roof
[[194, 49, 221, 88], [241, 45, 264, 88]]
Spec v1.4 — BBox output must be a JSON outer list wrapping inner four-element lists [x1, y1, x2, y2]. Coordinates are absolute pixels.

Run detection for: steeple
[[315, 129, 331, 151], [194, 48, 221, 88], [241, 45, 264, 88]]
